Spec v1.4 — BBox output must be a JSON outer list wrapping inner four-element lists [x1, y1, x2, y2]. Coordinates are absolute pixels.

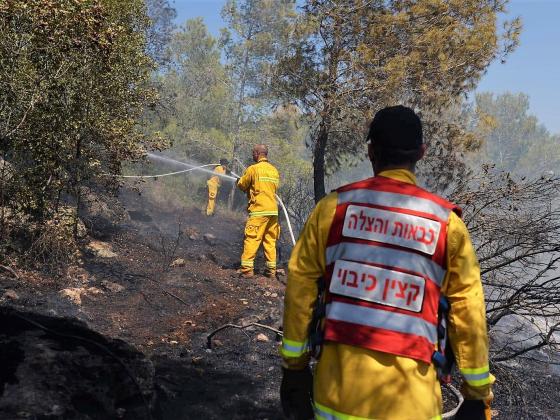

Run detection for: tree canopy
[[0, 0, 164, 243], [274, 0, 521, 201], [470, 92, 560, 175]]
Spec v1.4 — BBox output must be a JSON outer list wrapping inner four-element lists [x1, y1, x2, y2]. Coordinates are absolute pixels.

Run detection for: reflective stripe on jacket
[[323, 176, 460, 363], [237, 158, 279, 216]]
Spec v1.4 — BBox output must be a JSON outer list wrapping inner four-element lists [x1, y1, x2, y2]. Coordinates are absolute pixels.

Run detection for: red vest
[[323, 176, 461, 363]]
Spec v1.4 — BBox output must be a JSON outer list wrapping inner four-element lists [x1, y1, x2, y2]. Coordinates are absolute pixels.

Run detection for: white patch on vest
[[330, 260, 426, 313], [342, 205, 441, 255]]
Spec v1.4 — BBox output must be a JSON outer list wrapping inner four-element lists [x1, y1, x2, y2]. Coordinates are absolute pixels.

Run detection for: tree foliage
[[220, 1, 297, 168], [0, 0, 164, 244], [148, 18, 235, 165], [469, 92, 560, 174], [274, 0, 521, 201], [145, 0, 177, 65]]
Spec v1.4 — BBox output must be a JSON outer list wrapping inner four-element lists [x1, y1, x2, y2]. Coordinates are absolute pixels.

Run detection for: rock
[[238, 315, 260, 326], [191, 356, 204, 365], [101, 281, 125, 293], [59, 287, 103, 304], [170, 258, 186, 268], [271, 293, 278, 298], [203, 233, 216, 245], [59, 288, 84, 305], [2, 289, 19, 301], [184, 227, 199, 239], [86, 240, 117, 258], [256, 333, 270, 342], [86, 287, 103, 295], [276, 268, 286, 276], [212, 339, 223, 347], [0, 307, 155, 419]]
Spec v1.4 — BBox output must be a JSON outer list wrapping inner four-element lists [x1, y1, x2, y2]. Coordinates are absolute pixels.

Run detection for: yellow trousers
[[206, 183, 218, 216], [240, 216, 279, 274]]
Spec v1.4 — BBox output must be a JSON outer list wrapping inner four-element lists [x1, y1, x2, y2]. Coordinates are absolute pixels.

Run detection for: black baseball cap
[[366, 105, 423, 151]]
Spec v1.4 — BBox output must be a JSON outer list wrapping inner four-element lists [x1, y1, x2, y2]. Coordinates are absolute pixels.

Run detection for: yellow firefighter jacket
[[208, 165, 226, 187], [281, 169, 494, 420], [237, 157, 279, 217]]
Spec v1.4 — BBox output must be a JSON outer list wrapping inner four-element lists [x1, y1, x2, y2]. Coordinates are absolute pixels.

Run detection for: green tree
[[274, 0, 521, 201], [471, 92, 559, 174], [0, 0, 163, 237], [152, 18, 236, 164], [220, 0, 297, 206], [145, 0, 177, 65]]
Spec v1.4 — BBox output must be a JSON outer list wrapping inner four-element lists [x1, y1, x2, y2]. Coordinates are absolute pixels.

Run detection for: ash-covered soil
[[1, 188, 287, 419], [0, 187, 558, 419]]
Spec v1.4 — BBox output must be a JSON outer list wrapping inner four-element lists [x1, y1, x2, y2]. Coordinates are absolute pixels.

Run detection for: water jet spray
[[115, 153, 298, 246]]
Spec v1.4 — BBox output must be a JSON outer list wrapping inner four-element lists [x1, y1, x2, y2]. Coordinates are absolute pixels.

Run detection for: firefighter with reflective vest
[[280, 106, 494, 420], [206, 158, 228, 216], [237, 144, 280, 278]]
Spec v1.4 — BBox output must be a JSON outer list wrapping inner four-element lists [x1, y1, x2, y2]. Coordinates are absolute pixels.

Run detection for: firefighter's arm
[[237, 166, 253, 192], [281, 193, 337, 370], [442, 212, 495, 402]]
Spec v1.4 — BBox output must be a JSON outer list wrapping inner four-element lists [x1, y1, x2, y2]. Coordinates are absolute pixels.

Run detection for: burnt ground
[[0, 186, 559, 419]]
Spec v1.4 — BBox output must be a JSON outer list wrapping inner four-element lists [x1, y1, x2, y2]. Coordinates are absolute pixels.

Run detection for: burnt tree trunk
[[313, 122, 329, 203]]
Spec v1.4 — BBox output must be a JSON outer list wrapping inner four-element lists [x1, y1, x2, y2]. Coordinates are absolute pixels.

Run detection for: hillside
[[0, 186, 558, 419]]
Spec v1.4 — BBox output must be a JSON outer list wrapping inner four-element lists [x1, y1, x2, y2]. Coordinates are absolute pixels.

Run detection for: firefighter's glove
[[280, 366, 314, 420], [455, 399, 491, 420]]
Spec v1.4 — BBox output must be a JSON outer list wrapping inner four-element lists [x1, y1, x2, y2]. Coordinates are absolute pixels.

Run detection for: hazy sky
[[172, 0, 560, 134]]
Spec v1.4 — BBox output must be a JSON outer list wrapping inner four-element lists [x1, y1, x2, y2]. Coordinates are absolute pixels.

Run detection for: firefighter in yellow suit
[[206, 159, 228, 216], [280, 106, 494, 420], [237, 144, 280, 278]]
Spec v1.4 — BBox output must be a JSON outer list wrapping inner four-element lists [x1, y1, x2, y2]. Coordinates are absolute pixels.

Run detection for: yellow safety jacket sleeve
[[237, 165, 254, 192], [281, 192, 338, 369], [442, 213, 495, 401], [237, 158, 279, 217]]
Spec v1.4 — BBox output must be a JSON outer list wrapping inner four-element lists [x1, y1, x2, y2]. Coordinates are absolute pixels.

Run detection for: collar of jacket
[[257, 157, 269, 163], [377, 168, 417, 185]]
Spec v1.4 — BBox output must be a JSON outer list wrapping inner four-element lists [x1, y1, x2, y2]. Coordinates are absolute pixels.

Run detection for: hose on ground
[[206, 320, 464, 417]]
